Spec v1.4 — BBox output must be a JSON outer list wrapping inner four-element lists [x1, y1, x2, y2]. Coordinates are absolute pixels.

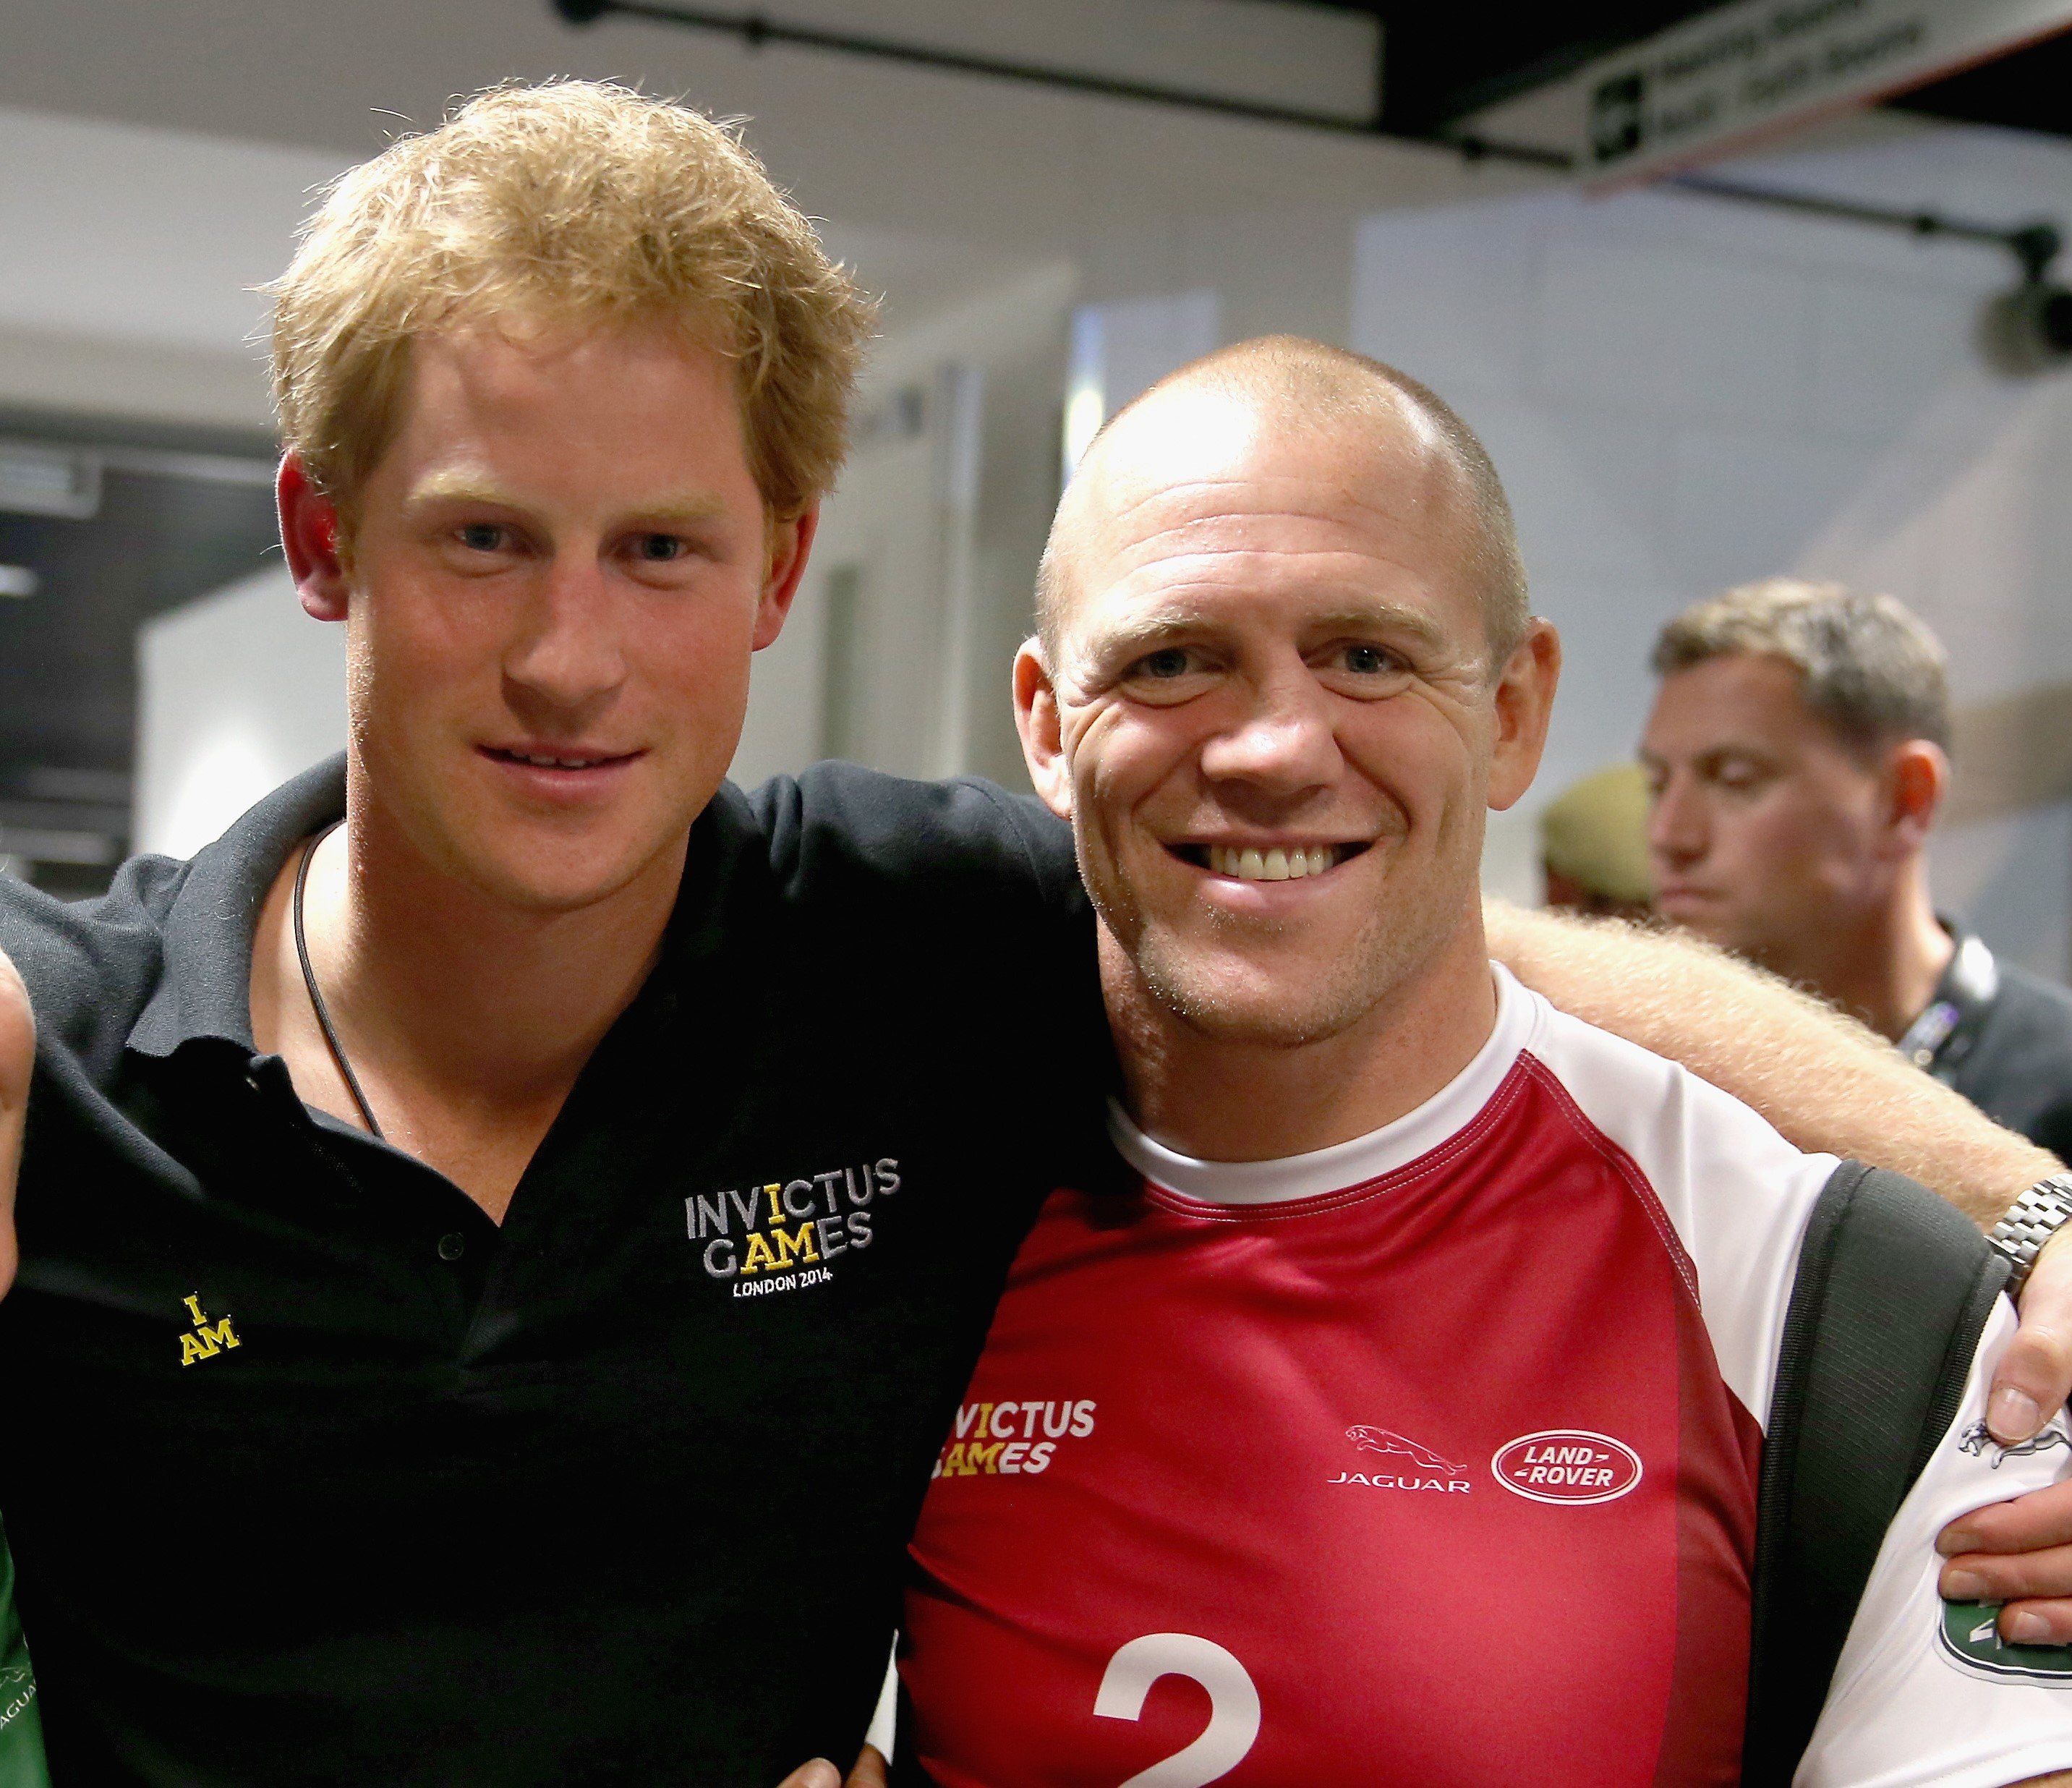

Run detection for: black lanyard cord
[[292, 824, 385, 1141]]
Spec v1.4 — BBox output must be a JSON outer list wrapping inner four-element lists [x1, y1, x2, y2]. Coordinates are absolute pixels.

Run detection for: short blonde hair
[[269, 80, 875, 529]]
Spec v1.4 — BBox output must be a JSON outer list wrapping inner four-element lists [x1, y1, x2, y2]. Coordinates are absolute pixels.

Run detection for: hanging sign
[[1460, 0, 2072, 186]]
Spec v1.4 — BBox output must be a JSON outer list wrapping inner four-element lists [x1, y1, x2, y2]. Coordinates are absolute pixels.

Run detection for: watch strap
[[1988, 1173, 2072, 1296]]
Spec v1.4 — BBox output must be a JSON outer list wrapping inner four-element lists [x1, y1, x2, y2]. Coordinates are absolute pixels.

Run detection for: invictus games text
[[688, 1158, 900, 1285]]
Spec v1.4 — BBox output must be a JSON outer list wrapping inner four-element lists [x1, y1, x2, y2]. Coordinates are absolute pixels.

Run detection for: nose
[[502, 549, 628, 720], [1647, 770, 1708, 872], [1197, 673, 1342, 799]]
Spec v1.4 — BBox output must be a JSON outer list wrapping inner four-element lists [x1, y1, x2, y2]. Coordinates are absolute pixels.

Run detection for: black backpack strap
[[1741, 1160, 2009, 1787]]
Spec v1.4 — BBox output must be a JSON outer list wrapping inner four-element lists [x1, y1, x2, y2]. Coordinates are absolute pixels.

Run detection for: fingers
[[1939, 1479, 2072, 1641], [1939, 1478, 2072, 1558], [1992, 1230, 2072, 1442], [1941, 1540, 2072, 1606], [0, 951, 30, 1297], [847, 1743, 889, 1788], [0, 950, 30, 1114], [775, 1762, 840, 1788]]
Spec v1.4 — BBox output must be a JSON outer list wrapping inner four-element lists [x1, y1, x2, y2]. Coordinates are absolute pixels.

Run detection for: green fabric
[[0, 1527, 48, 1787]]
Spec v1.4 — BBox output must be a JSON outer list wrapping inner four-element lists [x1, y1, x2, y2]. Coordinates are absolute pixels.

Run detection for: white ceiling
[[0, 0, 1499, 426], [0, 0, 1457, 268]]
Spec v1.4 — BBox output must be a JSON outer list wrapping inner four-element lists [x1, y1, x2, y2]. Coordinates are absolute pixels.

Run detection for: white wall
[[741, 265, 1075, 791], [134, 568, 346, 858], [0, 106, 344, 427], [1350, 118, 2072, 974], [1064, 290, 1222, 474]]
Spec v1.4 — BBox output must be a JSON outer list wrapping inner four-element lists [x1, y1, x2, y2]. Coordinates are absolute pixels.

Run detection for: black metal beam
[[1669, 172, 2061, 281], [550, 0, 1577, 168], [550, 0, 2064, 268]]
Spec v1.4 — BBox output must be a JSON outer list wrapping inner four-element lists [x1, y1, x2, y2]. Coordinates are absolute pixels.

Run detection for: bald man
[[887, 340, 2072, 1788]]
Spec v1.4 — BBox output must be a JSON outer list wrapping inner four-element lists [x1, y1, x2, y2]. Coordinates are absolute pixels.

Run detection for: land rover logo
[[1493, 1430, 1642, 1505], [1940, 1599, 2072, 1684]]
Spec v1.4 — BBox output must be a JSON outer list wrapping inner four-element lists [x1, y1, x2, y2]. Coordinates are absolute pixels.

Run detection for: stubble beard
[[1100, 889, 1457, 1051]]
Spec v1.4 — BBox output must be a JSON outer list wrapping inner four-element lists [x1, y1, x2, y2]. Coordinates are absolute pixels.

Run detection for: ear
[[1885, 738, 1949, 853], [752, 503, 820, 652], [278, 454, 351, 623], [1487, 619, 1562, 812], [1013, 638, 1073, 820]]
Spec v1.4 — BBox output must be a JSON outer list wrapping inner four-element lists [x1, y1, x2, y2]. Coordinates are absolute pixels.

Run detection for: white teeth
[[1206, 844, 1339, 881], [513, 752, 599, 769]]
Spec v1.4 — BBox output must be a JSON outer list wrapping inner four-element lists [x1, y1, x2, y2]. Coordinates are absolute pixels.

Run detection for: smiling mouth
[[1174, 842, 1370, 882], [481, 746, 643, 772]]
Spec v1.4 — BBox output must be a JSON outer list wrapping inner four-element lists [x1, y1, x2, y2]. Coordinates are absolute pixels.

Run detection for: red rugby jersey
[[898, 971, 2072, 1788]]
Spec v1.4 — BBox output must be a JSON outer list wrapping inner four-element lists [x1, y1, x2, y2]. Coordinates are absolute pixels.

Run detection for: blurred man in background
[[1539, 761, 1653, 919], [1643, 579, 2072, 1155]]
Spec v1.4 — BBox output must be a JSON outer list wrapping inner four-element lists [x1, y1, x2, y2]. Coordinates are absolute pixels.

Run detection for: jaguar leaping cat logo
[[1960, 1418, 2072, 1468], [1346, 1425, 1464, 1477]]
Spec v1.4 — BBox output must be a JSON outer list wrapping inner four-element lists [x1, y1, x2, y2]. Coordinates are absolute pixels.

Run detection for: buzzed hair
[[1653, 578, 1951, 753], [1035, 336, 1530, 665]]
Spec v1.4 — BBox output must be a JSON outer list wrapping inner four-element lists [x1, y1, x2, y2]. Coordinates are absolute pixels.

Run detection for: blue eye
[[1139, 648, 1192, 679], [1342, 644, 1392, 674], [458, 524, 504, 553], [636, 535, 686, 562]]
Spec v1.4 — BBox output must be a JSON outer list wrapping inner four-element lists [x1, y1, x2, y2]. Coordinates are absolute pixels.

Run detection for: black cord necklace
[[292, 823, 385, 1140]]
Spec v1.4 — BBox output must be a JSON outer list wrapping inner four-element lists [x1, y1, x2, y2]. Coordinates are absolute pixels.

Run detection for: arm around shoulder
[[1485, 898, 2058, 1228], [1489, 899, 2072, 1449]]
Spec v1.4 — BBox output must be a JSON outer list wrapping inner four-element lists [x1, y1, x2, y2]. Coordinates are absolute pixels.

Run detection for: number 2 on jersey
[[1094, 1633, 1261, 1787]]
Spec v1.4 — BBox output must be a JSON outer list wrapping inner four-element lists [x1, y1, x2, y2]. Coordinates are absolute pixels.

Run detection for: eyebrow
[[1086, 600, 1449, 663], [403, 472, 730, 524]]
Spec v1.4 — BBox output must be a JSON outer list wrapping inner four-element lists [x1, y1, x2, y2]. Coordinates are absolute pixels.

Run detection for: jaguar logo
[[1345, 1425, 1464, 1476], [1959, 1418, 2072, 1469]]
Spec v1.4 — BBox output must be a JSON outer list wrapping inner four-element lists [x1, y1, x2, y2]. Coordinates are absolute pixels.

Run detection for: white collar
[[1107, 965, 1538, 1206]]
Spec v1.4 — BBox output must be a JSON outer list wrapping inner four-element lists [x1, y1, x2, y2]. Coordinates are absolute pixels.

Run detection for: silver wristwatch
[[1988, 1172, 2072, 1296]]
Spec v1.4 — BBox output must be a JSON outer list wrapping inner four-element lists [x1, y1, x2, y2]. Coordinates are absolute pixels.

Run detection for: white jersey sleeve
[[1519, 982, 1838, 1426], [1797, 1296, 2072, 1788], [865, 1641, 897, 1761]]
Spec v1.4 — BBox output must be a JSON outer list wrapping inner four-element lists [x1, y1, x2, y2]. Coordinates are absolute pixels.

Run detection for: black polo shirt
[[0, 757, 1105, 1787], [1907, 920, 2072, 1159]]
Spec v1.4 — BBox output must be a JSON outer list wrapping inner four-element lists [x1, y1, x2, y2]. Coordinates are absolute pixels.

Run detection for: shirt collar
[[1107, 963, 1535, 1206], [121, 759, 763, 1063], [126, 754, 348, 1060]]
